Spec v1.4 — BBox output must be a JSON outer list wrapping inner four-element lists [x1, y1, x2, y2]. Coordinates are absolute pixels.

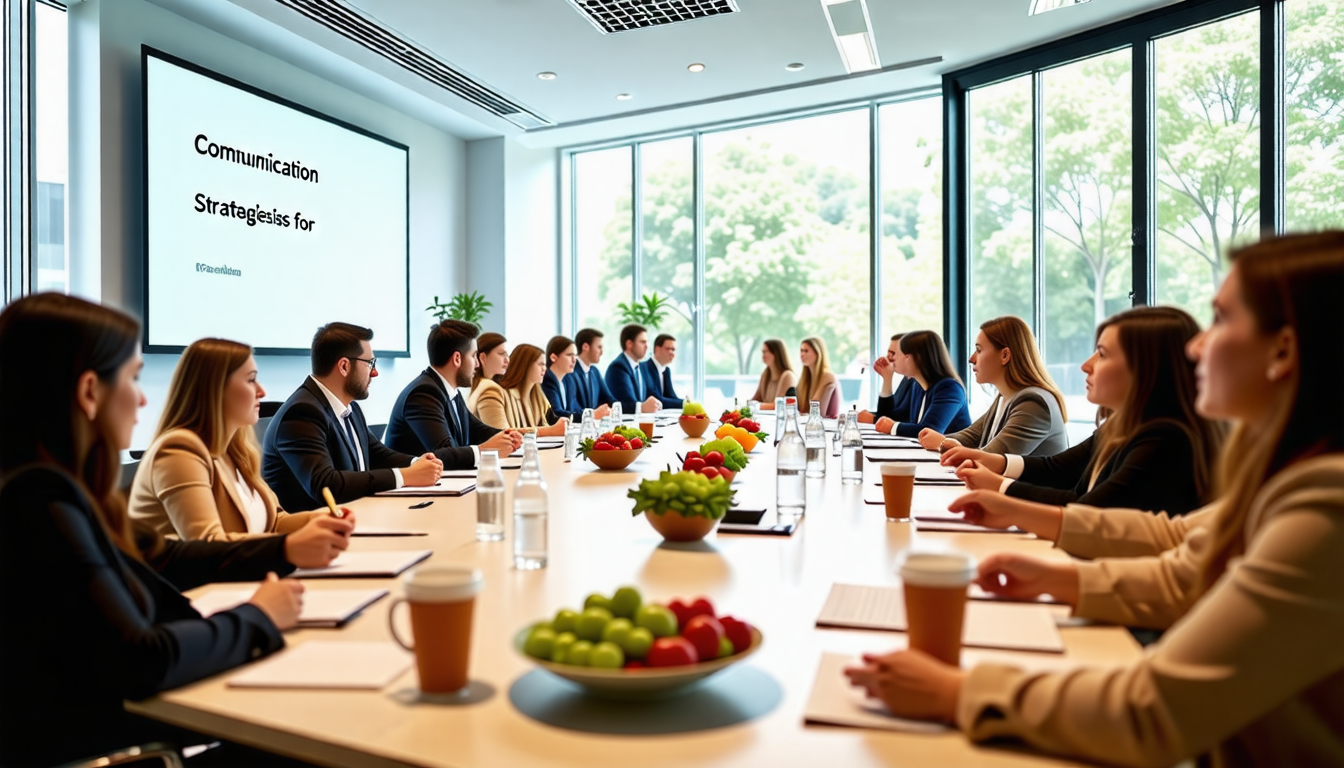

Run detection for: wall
[[67, 0, 467, 449]]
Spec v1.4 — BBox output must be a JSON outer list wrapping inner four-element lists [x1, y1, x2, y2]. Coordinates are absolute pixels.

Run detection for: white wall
[[67, 0, 467, 449]]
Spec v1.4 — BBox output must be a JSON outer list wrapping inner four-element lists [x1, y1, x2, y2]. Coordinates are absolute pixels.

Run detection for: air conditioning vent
[[273, 0, 552, 129], [566, 0, 740, 35]]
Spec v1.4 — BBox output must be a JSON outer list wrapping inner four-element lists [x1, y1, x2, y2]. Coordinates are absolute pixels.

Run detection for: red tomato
[[686, 450, 701, 460], [719, 616, 753, 653], [703, 451, 724, 467], [684, 457, 707, 472], [698, 466, 720, 480], [682, 615, 726, 661], [645, 637, 698, 667]]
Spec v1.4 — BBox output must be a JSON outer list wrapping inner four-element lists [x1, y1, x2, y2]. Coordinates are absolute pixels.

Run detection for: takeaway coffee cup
[[388, 566, 484, 694], [880, 463, 917, 521], [898, 550, 977, 666]]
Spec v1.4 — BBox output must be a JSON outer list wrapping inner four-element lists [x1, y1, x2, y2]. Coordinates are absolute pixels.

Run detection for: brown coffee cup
[[639, 421, 655, 439], [388, 566, 484, 694], [880, 463, 917, 521], [898, 550, 976, 666]]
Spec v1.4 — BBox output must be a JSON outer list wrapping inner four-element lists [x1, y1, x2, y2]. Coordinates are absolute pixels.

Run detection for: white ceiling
[[150, 0, 1188, 147]]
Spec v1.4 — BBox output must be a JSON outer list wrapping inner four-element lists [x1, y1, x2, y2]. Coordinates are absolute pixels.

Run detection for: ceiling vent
[[566, 0, 741, 35], [273, 0, 552, 129]]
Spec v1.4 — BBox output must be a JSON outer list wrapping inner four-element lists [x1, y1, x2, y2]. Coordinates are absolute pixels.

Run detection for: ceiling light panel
[[821, 0, 880, 74], [1029, 0, 1093, 15], [566, 0, 740, 35]]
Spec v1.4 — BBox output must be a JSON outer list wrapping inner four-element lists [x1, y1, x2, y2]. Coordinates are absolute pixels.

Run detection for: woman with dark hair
[[473, 332, 509, 388], [849, 232, 1344, 768], [0, 295, 351, 766], [542, 335, 582, 422], [874, 330, 972, 438], [751, 339, 796, 409], [946, 306, 1224, 515], [473, 343, 567, 437]]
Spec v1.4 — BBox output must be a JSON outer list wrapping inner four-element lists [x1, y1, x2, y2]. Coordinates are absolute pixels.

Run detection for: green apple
[[602, 618, 633, 646], [609, 586, 643, 619], [583, 593, 611, 612], [575, 607, 613, 641], [718, 636, 734, 658], [523, 627, 556, 659], [551, 631, 577, 664], [590, 641, 625, 669], [567, 640, 594, 667], [634, 604, 678, 638], [621, 626, 654, 659], [552, 609, 580, 634]]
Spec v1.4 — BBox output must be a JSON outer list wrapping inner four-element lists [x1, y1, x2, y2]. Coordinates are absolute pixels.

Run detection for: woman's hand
[[954, 460, 1007, 492], [940, 446, 1005, 472], [284, 514, 355, 569], [874, 417, 896, 434], [917, 429, 948, 451], [248, 572, 305, 630], [975, 553, 1079, 606], [948, 492, 1064, 541], [844, 649, 965, 723]]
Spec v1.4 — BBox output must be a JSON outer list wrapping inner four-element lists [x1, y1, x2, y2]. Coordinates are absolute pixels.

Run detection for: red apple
[[686, 450, 701, 460], [666, 599, 695, 629], [682, 615, 726, 661], [683, 457, 707, 472], [719, 616, 753, 653], [623, 660, 646, 670], [703, 451, 724, 468], [699, 466, 720, 480], [645, 637, 698, 667], [688, 597, 716, 620]]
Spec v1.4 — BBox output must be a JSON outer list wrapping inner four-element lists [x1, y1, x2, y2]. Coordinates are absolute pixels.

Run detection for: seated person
[[918, 316, 1069, 457], [0, 294, 351, 767], [472, 343, 568, 437], [751, 339, 797, 409], [542, 335, 583, 422], [849, 232, 1344, 768], [858, 334, 914, 423], [640, 333, 684, 410], [605, 323, 662, 414], [385, 320, 520, 468], [945, 307, 1224, 516], [874, 330, 972, 437], [565, 327, 613, 418], [797, 336, 841, 419], [262, 322, 442, 512]]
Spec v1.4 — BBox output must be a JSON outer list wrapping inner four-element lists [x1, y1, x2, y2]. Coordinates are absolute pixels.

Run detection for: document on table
[[442, 463, 520, 478], [863, 447, 940, 462], [815, 583, 1064, 653], [351, 526, 428, 537], [803, 653, 949, 733], [374, 478, 475, 497], [913, 464, 963, 485], [293, 549, 432, 579], [909, 510, 1023, 534], [192, 588, 389, 628], [228, 641, 412, 690]]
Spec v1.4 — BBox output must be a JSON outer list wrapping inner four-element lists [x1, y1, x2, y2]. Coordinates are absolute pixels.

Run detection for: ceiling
[[150, 0, 1188, 147]]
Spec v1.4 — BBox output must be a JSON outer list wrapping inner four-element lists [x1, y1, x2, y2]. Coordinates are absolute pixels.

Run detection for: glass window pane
[[35, 3, 68, 294], [574, 147, 632, 336], [878, 96, 944, 347], [1042, 49, 1132, 424], [1155, 12, 1260, 325], [1285, 0, 1344, 232], [638, 137, 695, 399], [701, 110, 871, 413]]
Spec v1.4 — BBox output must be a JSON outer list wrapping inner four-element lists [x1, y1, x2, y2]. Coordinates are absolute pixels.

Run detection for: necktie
[[448, 393, 466, 446], [557, 376, 568, 409], [581, 369, 592, 407], [343, 413, 365, 471], [634, 359, 644, 400], [663, 367, 674, 399]]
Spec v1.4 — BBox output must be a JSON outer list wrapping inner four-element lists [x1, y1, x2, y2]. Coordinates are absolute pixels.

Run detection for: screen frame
[[140, 45, 411, 357]]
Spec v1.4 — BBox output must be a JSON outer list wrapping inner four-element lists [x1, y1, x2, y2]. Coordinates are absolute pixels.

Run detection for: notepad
[[192, 588, 389, 628], [374, 478, 475, 497], [442, 463, 520, 478], [816, 583, 1064, 653], [863, 447, 940, 462], [803, 653, 949, 733], [228, 641, 412, 690], [292, 549, 432, 579], [351, 526, 428, 537]]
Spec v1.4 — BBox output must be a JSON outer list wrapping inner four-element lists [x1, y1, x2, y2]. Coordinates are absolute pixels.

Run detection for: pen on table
[[321, 487, 345, 518]]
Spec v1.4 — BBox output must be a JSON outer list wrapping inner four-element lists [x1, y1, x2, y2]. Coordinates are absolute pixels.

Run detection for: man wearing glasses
[[263, 321, 443, 512]]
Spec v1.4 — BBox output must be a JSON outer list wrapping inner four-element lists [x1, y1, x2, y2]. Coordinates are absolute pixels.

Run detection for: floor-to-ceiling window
[[637, 137, 695, 398], [573, 148, 633, 339], [35, 1, 68, 294], [1284, 0, 1343, 231]]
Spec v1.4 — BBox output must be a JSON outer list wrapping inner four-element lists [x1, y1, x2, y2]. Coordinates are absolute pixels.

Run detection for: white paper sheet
[[192, 588, 389, 628], [803, 653, 949, 733], [228, 641, 412, 690], [351, 526, 428, 537], [292, 549, 432, 579], [863, 447, 940, 461]]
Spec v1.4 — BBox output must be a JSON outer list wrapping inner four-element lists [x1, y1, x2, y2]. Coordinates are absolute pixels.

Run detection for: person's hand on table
[[844, 649, 964, 723], [593, 404, 612, 420], [918, 428, 952, 451], [948, 491, 1064, 540], [940, 446, 1005, 472], [641, 396, 661, 413], [403, 454, 443, 486], [285, 513, 354, 568], [481, 431, 517, 456], [976, 553, 1079, 606], [874, 417, 896, 434], [248, 572, 305, 630], [856, 409, 875, 424], [954, 460, 1006, 491]]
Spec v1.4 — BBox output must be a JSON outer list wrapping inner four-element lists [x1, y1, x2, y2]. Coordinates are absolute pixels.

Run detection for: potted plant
[[628, 469, 734, 542], [426, 291, 494, 326], [616, 292, 672, 327]]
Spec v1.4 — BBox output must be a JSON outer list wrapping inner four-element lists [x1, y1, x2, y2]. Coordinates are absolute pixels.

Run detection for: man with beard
[[262, 322, 443, 511], [385, 319, 522, 467]]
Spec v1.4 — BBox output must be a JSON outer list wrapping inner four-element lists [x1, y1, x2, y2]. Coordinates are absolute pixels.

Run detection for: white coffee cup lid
[[898, 550, 976, 587], [880, 463, 917, 476], [402, 565, 484, 603]]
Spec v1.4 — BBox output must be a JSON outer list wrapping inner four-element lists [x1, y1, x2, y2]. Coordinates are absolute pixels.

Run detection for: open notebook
[[374, 478, 476, 497], [228, 641, 412, 690], [293, 549, 432, 579], [192, 588, 388, 628], [803, 653, 949, 733]]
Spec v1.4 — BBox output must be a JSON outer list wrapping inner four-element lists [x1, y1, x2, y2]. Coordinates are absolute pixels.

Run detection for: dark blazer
[[1006, 420, 1203, 514], [605, 354, 647, 413], [874, 377, 919, 421], [0, 465, 290, 766], [542, 369, 582, 421], [640, 359, 683, 409], [385, 368, 499, 469], [262, 377, 415, 512], [882, 377, 972, 438], [566, 363, 614, 412]]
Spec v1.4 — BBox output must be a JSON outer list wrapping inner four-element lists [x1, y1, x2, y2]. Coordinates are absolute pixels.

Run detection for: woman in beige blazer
[[846, 232, 1344, 768], [130, 338, 340, 541], [471, 343, 567, 437]]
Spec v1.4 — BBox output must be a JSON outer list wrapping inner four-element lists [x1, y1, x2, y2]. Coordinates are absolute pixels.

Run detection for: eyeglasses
[[348, 356, 377, 372]]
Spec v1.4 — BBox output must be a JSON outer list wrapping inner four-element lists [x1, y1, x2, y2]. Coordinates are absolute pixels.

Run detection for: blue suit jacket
[[891, 377, 972, 438], [542, 369, 582, 421], [564, 364, 614, 412], [639, 359, 683, 409], [605, 354, 647, 413], [874, 377, 918, 421]]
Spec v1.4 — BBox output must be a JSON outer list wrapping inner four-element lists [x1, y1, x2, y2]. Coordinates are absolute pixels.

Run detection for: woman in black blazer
[[0, 295, 351, 766]]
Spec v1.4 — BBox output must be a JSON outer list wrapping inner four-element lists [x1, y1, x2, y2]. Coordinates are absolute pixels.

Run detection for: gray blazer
[[949, 386, 1068, 457]]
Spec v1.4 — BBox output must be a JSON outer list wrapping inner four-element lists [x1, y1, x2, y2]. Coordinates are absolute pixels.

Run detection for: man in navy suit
[[640, 333, 684, 409], [605, 324, 663, 414], [385, 320, 522, 469], [565, 327, 614, 418], [860, 334, 917, 422], [263, 322, 443, 512]]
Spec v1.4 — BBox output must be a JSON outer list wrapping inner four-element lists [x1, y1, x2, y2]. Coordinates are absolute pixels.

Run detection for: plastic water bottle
[[512, 433, 548, 570], [840, 410, 864, 485], [805, 401, 826, 478], [563, 419, 579, 461], [776, 405, 806, 518], [476, 450, 506, 541], [611, 401, 623, 427], [579, 408, 597, 444]]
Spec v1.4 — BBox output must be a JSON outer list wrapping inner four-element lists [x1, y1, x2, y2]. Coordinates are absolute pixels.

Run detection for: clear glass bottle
[[776, 404, 806, 518], [773, 396, 786, 443], [840, 410, 864, 485], [805, 401, 826, 478], [579, 408, 598, 444], [562, 418, 579, 461], [610, 400, 623, 428], [512, 433, 548, 570], [475, 450, 506, 541]]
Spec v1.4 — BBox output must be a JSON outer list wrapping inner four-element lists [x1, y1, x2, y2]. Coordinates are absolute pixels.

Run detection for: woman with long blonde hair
[[473, 343, 568, 437], [796, 337, 840, 419]]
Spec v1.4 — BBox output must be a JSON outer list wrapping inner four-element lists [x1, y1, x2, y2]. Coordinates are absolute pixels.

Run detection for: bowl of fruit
[[579, 426, 647, 471], [629, 469, 735, 542], [517, 587, 762, 700], [687, 438, 749, 483], [717, 409, 767, 452], [678, 402, 712, 438]]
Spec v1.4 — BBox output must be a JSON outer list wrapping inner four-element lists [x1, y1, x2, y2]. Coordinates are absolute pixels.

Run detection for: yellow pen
[[320, 487, 345, 518]]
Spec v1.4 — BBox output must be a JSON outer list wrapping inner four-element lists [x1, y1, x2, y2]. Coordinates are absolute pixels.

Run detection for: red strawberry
[[630, 438, 644, 450]]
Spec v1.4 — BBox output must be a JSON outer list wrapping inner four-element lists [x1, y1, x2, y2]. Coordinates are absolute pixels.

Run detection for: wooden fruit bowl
[[584, 447, 644, 471], [644, 509, 721, 542], [678, 416, 711, 438]]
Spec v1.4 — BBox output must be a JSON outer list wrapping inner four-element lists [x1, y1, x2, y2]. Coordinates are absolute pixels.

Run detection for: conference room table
[[129, 417, 1142, 768]]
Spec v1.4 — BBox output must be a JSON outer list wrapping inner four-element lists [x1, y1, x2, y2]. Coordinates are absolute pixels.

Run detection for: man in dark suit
[[640, 333, 684, 409], [565, 327, 614, 418], [263, 322, 443, 511], [385, 320, 521, 467], [605, 323, 663, 414]]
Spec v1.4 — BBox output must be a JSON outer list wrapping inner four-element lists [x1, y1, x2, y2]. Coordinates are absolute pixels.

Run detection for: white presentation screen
[[143, 48, 409, 354]]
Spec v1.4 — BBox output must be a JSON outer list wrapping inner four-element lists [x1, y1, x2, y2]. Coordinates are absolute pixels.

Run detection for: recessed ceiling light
[[786, 62, 806, 72], [537, 71, 557, 80], [616, 93, 633, 101], [687, 63, 706, 73]]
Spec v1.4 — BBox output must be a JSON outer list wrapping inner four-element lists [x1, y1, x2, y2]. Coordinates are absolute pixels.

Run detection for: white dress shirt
[[310, 376, 406, 488], [232, 468, 270, 533]]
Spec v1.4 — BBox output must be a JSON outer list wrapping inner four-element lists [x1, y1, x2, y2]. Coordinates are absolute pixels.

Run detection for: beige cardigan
[[128, 428, 318, 541], [957, 454, 1344, 768], [470, 380, 552, 430]]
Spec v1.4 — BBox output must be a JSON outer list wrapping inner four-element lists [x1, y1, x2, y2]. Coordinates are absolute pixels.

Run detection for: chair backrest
[[258, 400, 283, 418], [368, 424, 387, 443], [254, 416, 273, 445], [119, 460, 141, 495]]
